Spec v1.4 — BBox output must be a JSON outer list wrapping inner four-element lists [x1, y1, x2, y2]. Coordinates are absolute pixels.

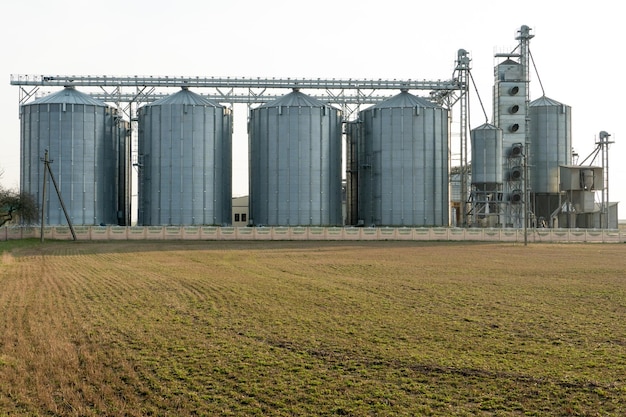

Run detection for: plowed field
[[1, 240, 625, 416]]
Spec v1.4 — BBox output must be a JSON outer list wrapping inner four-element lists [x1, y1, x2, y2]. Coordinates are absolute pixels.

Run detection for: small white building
[[232, 196, 249, 227]]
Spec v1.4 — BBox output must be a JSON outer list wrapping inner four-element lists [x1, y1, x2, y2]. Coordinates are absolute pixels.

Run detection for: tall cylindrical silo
[[248, 88, 343, 226], [471, 123, 503, 188], [357, 90, 449, 226], [470, 123, 503, 227], [138, 87, 232, 226], [529, 96, 571, 193], [529, 95, 571, 225], [20, 86, 118, 226]]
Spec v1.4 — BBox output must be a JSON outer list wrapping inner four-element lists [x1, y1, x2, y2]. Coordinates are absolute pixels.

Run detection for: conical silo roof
[[371, 90, 436, 109], [147, 87, 223, 107], [147, 87, 222, 107], [260, 89, 329, 108], [530, 95, 565, 107], [498, 58, 519, 67], [473, 122, 499, 130], [29, 86, 106, 106]]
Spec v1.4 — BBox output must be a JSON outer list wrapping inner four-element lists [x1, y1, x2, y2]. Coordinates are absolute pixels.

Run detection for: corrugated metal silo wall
[[529, 102, 571, 194], [249, 105, 343, 226], [20, 102, 117, 225], [358, 106, 449, 226], [138, 103, 232, 226]]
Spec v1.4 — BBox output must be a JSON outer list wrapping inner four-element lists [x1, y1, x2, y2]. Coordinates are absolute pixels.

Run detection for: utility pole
[[40, 150, 49, 243], [40, 150, 77, 242]]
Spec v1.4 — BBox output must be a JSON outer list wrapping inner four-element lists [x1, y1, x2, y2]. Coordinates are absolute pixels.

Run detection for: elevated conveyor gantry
[[10, 74, 465, 120]]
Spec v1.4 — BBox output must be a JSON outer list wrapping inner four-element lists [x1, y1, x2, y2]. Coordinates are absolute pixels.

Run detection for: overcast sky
[[1, 0, 623, 220]]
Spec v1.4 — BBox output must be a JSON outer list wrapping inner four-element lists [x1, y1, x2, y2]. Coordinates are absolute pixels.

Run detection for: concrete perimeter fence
[[2, 226, 625, 243]]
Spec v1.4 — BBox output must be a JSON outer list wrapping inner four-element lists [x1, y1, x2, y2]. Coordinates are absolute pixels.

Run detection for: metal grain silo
[[470, 123, 503, 227], [529, 95, 571, 226], [138, 87, 232, 226], [529, 96, 571, 193], [471, 123, 503, 187], [248, 88, 342, 226], [357, 90, 449, 226], [20, 86, 118, 226]]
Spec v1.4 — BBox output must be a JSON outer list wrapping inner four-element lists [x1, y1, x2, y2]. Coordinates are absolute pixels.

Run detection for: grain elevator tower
[[493, 25, 533, 228]]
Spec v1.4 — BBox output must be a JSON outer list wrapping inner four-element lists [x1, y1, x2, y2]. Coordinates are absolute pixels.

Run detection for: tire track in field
[[0, 253, 34, 379], [17, 245, 192, 412], [0, 251, 82, 413], [0, 247, 160, 413]]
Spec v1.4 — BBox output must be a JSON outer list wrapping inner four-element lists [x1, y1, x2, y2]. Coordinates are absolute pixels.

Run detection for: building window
[[242, 213, 247, 222], [235, 213, 240, 222]]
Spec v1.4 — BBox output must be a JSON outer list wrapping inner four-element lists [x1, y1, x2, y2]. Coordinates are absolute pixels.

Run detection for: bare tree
[[0, 170, 38, 226]]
